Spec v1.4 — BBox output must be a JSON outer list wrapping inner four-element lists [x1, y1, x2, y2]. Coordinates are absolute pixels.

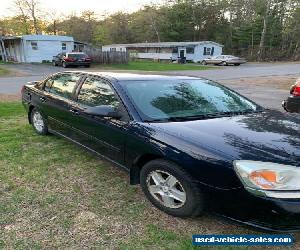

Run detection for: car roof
[[67, 52, 86, 54], [64, 71, 201, 81]]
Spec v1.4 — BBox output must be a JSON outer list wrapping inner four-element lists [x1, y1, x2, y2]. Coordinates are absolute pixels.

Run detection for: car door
[[39, 72, 83, 138], [67, 75, 129, 164], [211, 56, 221, 64]]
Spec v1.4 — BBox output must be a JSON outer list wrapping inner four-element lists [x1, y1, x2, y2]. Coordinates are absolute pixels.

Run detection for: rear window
[[44, 73, 80, 99], [67, 53, 87, 59]]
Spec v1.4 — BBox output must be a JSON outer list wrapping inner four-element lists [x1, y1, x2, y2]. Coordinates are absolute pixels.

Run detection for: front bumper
[[206, 186, 300, 231], [282, 96, 300, 113]]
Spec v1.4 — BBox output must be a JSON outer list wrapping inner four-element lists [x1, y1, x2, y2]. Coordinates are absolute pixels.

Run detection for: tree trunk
[[258, 0, 271, 61], [32, 10, 39, 34], [25, 0, 40, 34], [53, 20, 57, 35], [293, 41, 299, 60], [149, 15, 160, 42]]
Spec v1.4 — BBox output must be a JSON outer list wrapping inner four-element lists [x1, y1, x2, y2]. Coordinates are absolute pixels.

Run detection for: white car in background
[[202, 55, 246, 66]]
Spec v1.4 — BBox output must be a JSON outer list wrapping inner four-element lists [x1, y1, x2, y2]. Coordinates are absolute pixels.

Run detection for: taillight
[[292, 84, 300, 96], [85, 57, 91, 61], [64, 57, 75, 62]]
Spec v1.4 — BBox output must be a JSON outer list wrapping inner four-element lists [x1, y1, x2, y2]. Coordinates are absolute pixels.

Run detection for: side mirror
[[85, 105, 122, 119]]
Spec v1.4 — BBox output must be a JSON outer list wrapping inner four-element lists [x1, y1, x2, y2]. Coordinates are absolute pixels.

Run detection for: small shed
[[102, 41, 223, 63], [0, 35, 74, 63]]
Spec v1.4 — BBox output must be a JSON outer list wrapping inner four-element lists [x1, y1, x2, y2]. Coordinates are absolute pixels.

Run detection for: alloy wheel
[[32, 111, 44, 133], [146, 170, 187, 209]]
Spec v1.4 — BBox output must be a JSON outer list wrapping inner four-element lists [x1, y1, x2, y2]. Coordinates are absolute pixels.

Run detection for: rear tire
[[201, 60, 207, 65], [84, 65, 90, 68], [30, 108, 48, 135], [234, 64, 240, 66], [140, 159, 204, 218]]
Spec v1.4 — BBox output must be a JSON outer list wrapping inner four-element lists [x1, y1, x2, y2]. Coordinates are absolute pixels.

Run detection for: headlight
[[234, 160, 300, 198]]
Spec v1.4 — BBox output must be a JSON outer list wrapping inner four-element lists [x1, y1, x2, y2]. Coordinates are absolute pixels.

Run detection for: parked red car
[[282, 78, 300, 113], [52, 52, 91, 68]]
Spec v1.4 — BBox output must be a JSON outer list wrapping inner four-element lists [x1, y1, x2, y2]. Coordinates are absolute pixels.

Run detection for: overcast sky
[[0, 0, 162, 18]]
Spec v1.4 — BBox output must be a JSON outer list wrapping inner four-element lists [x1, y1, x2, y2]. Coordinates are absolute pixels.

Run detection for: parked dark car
[[52, 52, 91, 68], [283, 79, 300, 113], [22, 72, 300, 231]]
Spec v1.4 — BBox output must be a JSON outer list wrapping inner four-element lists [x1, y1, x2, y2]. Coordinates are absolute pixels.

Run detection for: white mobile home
[[102, 41, 223, 63], [0, 35, 74, 63]]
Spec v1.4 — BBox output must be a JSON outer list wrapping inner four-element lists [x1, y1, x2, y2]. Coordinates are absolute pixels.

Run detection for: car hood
[[144, 110, 300, 166]]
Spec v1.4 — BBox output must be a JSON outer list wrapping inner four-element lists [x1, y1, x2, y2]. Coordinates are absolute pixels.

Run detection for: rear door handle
[[40, 97, 46, 102]]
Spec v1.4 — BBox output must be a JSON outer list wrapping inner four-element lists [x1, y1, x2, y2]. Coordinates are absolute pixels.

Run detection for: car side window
[[44, 73, 80, 99], [77, 77, 120, 108]]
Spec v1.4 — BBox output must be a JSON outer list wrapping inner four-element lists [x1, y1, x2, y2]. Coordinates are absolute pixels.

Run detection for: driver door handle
[[69, 109, 79, 115]]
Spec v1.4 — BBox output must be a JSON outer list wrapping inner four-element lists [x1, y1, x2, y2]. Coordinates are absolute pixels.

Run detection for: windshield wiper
[[144, 109, 261, 123], [144, 114, 220, 123]]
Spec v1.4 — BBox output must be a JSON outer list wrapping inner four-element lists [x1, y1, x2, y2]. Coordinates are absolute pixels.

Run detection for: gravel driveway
[[0, 62, 299, 112]]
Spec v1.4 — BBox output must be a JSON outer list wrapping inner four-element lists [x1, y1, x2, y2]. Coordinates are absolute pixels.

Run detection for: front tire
[[52, 61, 57, 66], [140, 159, 204, 218], [30, 108, 48, 135], [62, 62, 67, 68], [201, 60, 207, 65]]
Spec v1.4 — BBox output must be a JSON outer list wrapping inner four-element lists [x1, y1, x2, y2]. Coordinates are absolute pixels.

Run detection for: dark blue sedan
[[22, 72, 300, 231]]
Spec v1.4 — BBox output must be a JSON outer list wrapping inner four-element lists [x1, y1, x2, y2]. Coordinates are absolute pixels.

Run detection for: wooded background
[[0, 0, 299, 61]]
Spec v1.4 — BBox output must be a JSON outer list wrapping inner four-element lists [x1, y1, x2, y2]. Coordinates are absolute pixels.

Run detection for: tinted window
[[122, 80, 259, 121], [77, 77, 120, 107], [67, 53, 87, 59], [44, 73, 80, 99]]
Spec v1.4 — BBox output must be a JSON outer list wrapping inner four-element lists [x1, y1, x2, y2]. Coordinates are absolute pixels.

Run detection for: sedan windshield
[[122, 79, 261, 122]]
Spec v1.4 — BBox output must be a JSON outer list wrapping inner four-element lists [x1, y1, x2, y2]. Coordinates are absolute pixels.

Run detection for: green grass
[[0, 66, 9, 76], [93, 60, 212, 71], [0, 101, 264, 249]]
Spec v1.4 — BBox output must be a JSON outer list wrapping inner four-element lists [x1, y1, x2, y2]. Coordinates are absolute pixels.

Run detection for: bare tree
[[24, 0, 40, 34], [13, 0, 30, 34], [47, 10, 62, 35], [13, 0, 40, 34]]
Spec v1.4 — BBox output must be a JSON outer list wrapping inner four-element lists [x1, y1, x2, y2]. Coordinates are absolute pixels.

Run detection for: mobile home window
[[186, 47, 194, 54], [31, 41, 38, 50], [62, 42, 67, 50], [203, 47, 211, 55]]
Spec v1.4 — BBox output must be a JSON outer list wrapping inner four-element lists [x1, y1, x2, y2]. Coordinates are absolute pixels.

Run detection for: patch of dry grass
[[221, 75, 298, 90], [0, 94, 20, 102]]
